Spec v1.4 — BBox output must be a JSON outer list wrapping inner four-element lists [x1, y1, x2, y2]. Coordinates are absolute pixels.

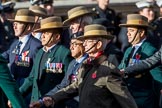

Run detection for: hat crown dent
[[84, 24, 107, 33], [16, 9, 34, 17], [126, 14, 148, 25], [29, 6, 47, 16], [41, 16, 62, 25]]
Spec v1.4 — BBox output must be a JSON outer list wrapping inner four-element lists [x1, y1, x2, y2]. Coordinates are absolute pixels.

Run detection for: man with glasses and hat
[[118, 14, 161, 108], [2, 9, 42, 105], [92, 18, 123, 66], [29, 24, 137, 108], [19, 16, 73, 108]]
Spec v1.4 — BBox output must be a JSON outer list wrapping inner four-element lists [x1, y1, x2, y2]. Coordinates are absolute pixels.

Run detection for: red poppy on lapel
[[135, 53, 141, 60], [92, 72, 97, 79], [22, 50, 29, 57]]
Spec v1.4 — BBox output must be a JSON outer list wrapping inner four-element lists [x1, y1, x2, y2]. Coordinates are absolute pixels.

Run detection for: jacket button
[[127, 83, 131, 86]]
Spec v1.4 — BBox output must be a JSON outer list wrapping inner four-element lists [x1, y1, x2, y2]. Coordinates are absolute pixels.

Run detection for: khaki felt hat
[[119, 14, 153, 29], [8, 9, 35, 23], [34, 16, 67, 32], [63, 6, 93, 25], [29, 6, 47, 17], [77, 24, 114, 40]]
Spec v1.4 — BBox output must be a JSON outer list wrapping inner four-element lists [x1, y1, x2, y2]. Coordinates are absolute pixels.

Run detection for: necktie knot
[[18, 41, 22, 47], [16, 41, 23, 55]]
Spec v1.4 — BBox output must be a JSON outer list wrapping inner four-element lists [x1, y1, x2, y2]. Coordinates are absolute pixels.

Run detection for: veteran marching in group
[[1, 0, 162, 108]]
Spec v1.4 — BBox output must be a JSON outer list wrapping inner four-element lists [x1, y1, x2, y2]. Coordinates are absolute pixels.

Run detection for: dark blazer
[[52, 55, 137, 108], [19, 44, 73, 103], [119, 40, 159, 108], [2, 34, 42, 85], [0, 55, 26, 108]]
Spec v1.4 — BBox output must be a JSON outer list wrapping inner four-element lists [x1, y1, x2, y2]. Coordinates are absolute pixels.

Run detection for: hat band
[[69, 10, 89, 19], [15, 16, 35, 22], [41, 22, 63, 28], [84, 30, 107, 36], [127, 19, 148, 25]]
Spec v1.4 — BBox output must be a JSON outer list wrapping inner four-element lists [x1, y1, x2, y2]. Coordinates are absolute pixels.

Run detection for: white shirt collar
[[19, 35, 30, 54], [43, 44, 56, 52]]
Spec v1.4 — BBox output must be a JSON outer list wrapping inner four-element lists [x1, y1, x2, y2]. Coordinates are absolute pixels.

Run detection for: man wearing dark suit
[[118, 14, 160, 108], [2, 9, 42, 105], [0, 55, 26, 108], [19, 16, 73, 108]]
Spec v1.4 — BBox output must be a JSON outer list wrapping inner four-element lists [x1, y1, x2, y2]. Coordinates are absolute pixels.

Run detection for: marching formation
[[0, 0, 162, 108]]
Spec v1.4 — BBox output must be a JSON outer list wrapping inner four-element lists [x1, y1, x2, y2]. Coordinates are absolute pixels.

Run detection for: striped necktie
[[16, 41, 22, 55]]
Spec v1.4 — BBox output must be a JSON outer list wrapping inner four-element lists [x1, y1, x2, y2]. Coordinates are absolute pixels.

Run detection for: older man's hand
[[29, 101, 42, 108]]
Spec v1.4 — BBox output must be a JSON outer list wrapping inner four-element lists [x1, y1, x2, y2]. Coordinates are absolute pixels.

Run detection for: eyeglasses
[[70, 42, 83, 47], [83, 40, 99, 44]]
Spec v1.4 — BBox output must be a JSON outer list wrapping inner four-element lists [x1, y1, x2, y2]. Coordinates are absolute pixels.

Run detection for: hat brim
[[63, 12, 93, 25], [77, 34, 114, 40], [34, 26, 68, 32], [8, 19, 35, 23], [119, 24, 154, 29]]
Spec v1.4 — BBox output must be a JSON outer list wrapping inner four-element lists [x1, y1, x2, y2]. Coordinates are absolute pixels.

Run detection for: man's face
[[13, 22, 26, 37], [127, 27, 143, 45], [140, 8, 155, 22], [97, 0, 109, 7], [70, 19, 84, 34], [159, 8, 162, 16], [41, 29, 59, 46], [70, 39, 84, 59], [83, 39, 98, 54]]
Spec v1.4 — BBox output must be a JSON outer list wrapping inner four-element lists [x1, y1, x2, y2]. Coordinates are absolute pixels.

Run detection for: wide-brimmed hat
[[34, 16, 67, 32], [77, 24, 114, 40], [8, 9, 35, 23], [29, 6, 47, 17], [63, 6, 93, 25], [119, 14, 153, 29]]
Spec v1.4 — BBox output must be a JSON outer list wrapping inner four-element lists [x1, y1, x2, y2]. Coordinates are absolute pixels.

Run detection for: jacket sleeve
[[2, 48, 10, 62], [51, 80, 79, 103], [125, 47, 162, 74], [0, 55, 27, 108], [106, 70, 138, 108]]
